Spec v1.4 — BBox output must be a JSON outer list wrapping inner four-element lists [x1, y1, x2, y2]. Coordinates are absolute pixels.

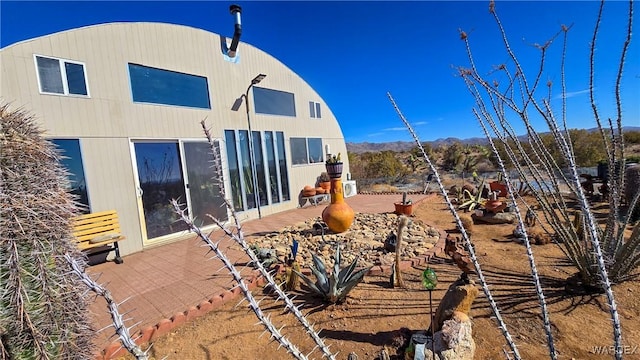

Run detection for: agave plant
[[295, 243, 371, 304], [458, 177, 487, 212]]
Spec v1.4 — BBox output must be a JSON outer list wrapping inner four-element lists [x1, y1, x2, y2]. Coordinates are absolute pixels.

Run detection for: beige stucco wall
[[1, 22, 349, 256]]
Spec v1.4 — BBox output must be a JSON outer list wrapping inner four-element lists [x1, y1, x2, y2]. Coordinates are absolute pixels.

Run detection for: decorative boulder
[[471, 212, 515, 224], [432, 277, 479, 333], [422, 311, 476, 360]]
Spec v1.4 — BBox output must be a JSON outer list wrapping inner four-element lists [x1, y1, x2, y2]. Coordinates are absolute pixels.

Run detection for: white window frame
[[33, 54, 90, 97], [291, 137, 324, 165], [309, 101, 321, 118]]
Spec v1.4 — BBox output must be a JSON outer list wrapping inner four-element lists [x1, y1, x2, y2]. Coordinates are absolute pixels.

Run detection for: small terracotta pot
[[485, 200, 507, 213], [319, 181, 331, 191], [489, 182, 508, 197], [394, 203, 413, 216], [301, 186, 316, 197]]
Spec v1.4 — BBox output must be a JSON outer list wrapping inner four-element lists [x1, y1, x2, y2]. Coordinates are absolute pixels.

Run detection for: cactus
[[401, 191, 412, 205], [0, 104, 94, 359], [326, 152, 342, 164], [295, 243, 371, 304], [285, 240, 301, 291]]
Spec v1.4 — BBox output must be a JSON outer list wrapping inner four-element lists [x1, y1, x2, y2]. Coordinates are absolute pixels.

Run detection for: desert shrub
[[0, 104, 94, 358], [623, 131, 640, 144], [361, 151, 407, 179], [441, 142, 464, 171]]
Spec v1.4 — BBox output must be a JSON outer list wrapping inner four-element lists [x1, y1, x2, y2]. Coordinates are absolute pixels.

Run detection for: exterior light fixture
[[244, 74, 267, 218], [252, 74, 266, 85]]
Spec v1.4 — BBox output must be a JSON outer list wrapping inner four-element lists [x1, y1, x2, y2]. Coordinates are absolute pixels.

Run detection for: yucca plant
[[295, 243, 371, 304]]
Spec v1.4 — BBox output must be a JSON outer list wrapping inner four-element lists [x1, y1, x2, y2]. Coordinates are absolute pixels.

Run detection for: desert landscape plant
[[0, 105, 94, 359], [295, 242, 371, 304]]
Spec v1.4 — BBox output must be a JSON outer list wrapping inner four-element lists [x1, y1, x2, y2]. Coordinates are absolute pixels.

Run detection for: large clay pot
[[322, 177, 354, 233]]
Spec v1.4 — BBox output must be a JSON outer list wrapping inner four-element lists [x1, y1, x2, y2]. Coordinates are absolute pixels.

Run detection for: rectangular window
[[253, 87, 296, 116], [35, 55, 88, 96], [128, 63, 211, 109], [290, 137, 323, 165], [309, 101, 321, 118], [276, 132, 290, 201], [51, 139, 90, 213]]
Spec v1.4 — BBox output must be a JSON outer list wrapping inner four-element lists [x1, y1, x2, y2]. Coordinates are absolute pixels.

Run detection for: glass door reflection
[[134, 142, 189, 240], [183, 141, 228, 226]]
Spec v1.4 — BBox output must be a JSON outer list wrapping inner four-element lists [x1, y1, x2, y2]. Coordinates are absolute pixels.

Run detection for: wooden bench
[[72, 210, 125, 264]]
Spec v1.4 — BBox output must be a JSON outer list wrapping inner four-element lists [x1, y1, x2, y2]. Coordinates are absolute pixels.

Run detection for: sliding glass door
[[183, 141, 226, 226], [132, 140, 227, 242]]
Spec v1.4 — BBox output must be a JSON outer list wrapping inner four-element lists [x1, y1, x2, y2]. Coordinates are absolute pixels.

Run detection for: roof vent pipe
[[228, 4, 242, 58]]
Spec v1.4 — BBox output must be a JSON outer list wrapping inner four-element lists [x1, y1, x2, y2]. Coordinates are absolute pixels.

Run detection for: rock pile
[[248, 213, 441, 269]]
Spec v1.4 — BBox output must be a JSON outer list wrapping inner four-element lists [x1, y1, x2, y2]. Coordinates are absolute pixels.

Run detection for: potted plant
[[322, 152, 354, 233], [489, 172, 509, 197], [317, 172, 331, 192], [325, 153, 343, 179], [394, 191, 413, 216], [484, 191, 507, 213]]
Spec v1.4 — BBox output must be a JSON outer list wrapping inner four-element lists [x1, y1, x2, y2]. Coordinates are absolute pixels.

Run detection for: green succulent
[[295, 243, 371, 304], [326, 152, 342, 164], [458, 177, 486, 212]]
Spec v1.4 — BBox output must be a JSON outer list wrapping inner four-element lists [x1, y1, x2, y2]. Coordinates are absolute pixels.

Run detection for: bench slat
[[77, 236, 126, 250], [73, 219, 120, 233]]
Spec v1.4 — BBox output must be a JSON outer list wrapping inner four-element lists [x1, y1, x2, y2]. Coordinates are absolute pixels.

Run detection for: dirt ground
[[135, 195, 640, 360]]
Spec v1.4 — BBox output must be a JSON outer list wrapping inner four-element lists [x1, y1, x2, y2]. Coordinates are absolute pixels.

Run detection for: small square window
[[309, 101, 321, 118], [35, 55, 89, 96]]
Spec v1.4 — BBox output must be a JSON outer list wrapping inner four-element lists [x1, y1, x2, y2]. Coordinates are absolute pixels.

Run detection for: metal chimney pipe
[[228, 4, 242, 58]]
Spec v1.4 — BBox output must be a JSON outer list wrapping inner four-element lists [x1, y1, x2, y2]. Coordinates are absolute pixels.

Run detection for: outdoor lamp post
[[244, 74, 267, 219]]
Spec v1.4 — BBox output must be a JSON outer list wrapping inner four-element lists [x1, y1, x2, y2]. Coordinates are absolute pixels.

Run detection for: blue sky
[[1, 1, 638, 143]]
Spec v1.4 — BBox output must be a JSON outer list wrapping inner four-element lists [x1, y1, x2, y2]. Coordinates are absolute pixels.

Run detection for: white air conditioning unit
[[343, 180, 357, 198]]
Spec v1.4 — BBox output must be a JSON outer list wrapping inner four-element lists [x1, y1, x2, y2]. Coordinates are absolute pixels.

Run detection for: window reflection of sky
[[134, 142, 183, 185], [51, 139, 90, 212], [52, 139, 85, 187]]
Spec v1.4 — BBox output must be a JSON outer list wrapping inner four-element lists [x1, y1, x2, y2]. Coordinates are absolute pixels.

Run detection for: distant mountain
[[346, 126, 640, 154]]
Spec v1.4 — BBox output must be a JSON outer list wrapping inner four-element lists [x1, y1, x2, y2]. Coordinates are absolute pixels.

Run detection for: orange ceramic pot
[[319, 181, 331, 191], [485, 200, 507, 213], [322, 177, 354, 233], [394, 203, 413, 216]]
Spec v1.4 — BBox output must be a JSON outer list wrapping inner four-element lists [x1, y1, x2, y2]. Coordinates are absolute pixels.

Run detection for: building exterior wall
[[1, 22, 349, 256]]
